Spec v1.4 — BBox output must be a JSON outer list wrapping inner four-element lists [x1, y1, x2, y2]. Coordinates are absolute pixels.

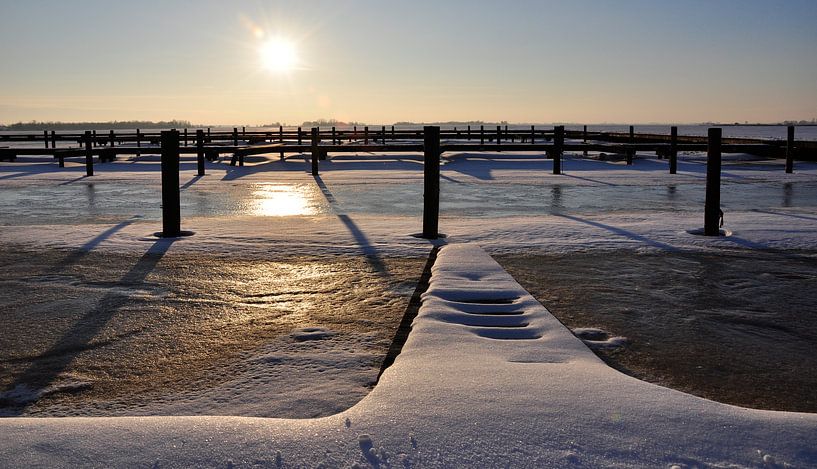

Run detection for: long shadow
[[553, 213, 679, 252], [560, 173, 619, 187], [48, 218, 140, 270], [313, 175, 390, 278], [1, 238, 175, 414], [0, 172, 30, 181], [752, 209, 817, 223], [180, 175, 203, 191]]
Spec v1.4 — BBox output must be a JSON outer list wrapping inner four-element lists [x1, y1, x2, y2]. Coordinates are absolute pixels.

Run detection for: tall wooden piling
[[496, 126, 501, 146], [583, 125, 588, 156], [467, 125, 471, 141], [184, 128, 188, 146], [297, 127, 302, 146], [279, 125, 284, 159], [332, 126, 337, 144], [84, 131, 94, 176], [530, 125, 535, 144], [553, 125, 564, 175], [311, 127, 320, 176], [196, 129, 205, 176], [207, 127, 211, 143], [43, 130, 49, 149], [480, 125, 485, 146], [233, 127, 238, 146], [50, 131, 56, 149], [242, 126, 246, 137], [422, 126, 441, 239], [627, 125, 634, 165], [785, 126, 795, 173], [391, 125, 395, 140], [364, 126, 369, 145], [382, 125, 386, 144], [704, 128, 722, 236], [136, 129, 141, 156], [109, 130, 115, 147], [160, 130, 181, 237], [669, 126, 678, 174]]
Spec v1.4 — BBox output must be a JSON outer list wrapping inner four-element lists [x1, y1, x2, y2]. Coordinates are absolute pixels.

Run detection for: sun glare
[[260, 38, 298, 73]]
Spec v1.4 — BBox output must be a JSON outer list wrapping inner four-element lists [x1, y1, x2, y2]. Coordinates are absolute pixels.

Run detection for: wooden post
[[93, 130, 97, 147], [480, 125, 485, 146], [785, 125, 795, 173], [332, 126, 337, 144], [196, 129, 205, 176], [704, 128, 722, 236], [353, 126, 356, 142], [583, 125, 588, 157], [207, 127, 211, 143], [382, 125, 386, 144], [279, 125, 284, 159], [391, 125, 395, 140], [50, 131, 56, 149], [43, 130, 49, 149], [627, 125, 634, 165], [669, 126, 678, 174], [496, 126, 501, 146], [233, 127, 238, 146], [364, 126, 369, 145], [422, 126, 441, 239], [297, 127, 302, 145], [109, 129, 115, 148], [530, 125, 535, 144], [311, 127, 319, 176], [505, 125, 509, 142], [467, 125, 471, 141], [84, 131, 94, 176], [136, 128, 141, 156], [184, 128, 188, 146], [242, 126, 246, 137], [160, 130, 181, 237], [553, 125, 564, 175]]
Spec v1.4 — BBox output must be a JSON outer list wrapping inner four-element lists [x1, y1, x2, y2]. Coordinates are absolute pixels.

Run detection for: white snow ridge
[[1, 243, 816, 467]]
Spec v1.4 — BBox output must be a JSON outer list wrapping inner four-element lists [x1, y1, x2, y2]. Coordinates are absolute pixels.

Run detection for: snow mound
[[290, 327, 336, 341]]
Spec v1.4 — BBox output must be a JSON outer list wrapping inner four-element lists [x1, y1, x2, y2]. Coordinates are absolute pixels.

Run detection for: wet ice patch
[[572, 327, 629, 351], [290, 327, 336, 341]]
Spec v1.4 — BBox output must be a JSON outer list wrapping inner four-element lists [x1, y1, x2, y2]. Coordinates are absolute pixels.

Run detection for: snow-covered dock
[[1, 243, 815, 467]]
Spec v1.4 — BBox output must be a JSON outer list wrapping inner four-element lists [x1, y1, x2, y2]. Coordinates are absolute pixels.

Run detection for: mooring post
[[704, 128, 722, 236], [467, 125, 471, 141], [207, 127, 211, 143], [480, 125, 485, 146], [84, 131, 94, 176], [160, 130, 181, 237], [530, 125, 535, 144], [785, 125, 795, 173], [352, 126, 356, 142], [50, 130, 56, 149], [627, 125, 634, 165], [279, 125, 284, 159], [93, 130, 98, 147], [136, 128, 141, 156], [43, 130, 49, 149], [184, 128, 188, 146], [332, 126, 337, 144], [422, 126, 441, 239], [242, 126, 246, 137], [382, 125, 386, 144], [583, 125, 588, 156], [297, 127, 302, 146], [391, 125, 395, 140], [311, 127, 320, 176], [669, 126, 678, 174], [554, 125, 564, 175], [496, 126, 501, 146], [233, 127, 238, 146], [364, 126, 369, 145], [109, 129, 115, 148], [196, 129, 205, 176]]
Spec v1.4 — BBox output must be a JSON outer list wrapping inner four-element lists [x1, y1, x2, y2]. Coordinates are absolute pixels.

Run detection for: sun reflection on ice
[[250, 184, 319, 217]]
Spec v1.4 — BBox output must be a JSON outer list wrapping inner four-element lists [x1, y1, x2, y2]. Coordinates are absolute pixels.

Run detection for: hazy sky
[[1, 0, 815, 125]]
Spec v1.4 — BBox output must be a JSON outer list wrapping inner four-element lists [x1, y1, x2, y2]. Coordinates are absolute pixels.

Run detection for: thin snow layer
[[2, 244, 815, 468]]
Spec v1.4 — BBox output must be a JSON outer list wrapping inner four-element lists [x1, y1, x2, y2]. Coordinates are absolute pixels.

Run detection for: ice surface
[[1, 244, 816, 467]]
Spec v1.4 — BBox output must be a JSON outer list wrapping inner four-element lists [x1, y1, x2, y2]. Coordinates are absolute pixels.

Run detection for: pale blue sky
[[1, 0, 815, 124]]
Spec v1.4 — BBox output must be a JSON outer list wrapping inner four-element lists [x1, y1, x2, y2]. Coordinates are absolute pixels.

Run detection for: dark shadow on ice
[[180, 175, 202, 191], [313, 175, 391, 278], [58, 175, 91, 186], [0, 238, 175, 415], [553, 213, 678, 252]]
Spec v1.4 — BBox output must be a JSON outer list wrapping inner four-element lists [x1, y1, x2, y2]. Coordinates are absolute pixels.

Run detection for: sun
[[259, 38, 298, 73]]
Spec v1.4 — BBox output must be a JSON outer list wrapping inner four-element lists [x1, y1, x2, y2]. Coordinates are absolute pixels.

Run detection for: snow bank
[[2, 243, 815, 467]]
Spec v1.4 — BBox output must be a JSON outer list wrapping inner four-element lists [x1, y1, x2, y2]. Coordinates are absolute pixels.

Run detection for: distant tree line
[[300, 119, 365, 127], [0, 120, 193, 130]]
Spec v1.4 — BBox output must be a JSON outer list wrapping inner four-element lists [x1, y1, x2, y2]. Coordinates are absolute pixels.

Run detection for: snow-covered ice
[[1, 150, 816, 466]]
